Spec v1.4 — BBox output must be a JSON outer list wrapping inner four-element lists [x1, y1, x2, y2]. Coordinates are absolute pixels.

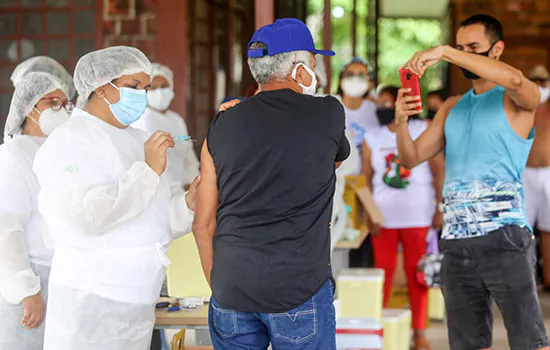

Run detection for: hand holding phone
[[399, 68, 422, 112]]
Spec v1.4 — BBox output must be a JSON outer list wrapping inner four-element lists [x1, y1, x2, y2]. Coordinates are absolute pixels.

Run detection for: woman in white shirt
[[336, 57, 379, 174], [362, 86, 444, 350], [0, 72, 70, 350]]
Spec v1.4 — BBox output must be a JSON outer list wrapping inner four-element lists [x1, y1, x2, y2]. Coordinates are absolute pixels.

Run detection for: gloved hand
[[145, 131, 175, 176], [21, 293, 44, 329], [185, 176, 200, 211]]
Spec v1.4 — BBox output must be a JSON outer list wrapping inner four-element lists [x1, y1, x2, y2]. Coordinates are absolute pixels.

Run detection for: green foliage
[[307, 0, 445, 100], [378, 18, 443, 97]]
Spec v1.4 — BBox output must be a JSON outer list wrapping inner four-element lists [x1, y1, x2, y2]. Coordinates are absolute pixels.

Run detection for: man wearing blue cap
[[193, 18, 349, 349]]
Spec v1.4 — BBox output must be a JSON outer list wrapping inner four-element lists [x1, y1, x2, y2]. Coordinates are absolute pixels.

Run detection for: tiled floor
[[425, 291, 550, 349]]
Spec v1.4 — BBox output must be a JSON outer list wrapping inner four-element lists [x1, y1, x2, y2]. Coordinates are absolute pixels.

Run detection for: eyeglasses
[[36, 97, 74, 114]]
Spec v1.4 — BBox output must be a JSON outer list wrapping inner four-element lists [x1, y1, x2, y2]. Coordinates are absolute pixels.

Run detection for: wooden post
[[156, 0, 188, 125], [323, 0, 332, 94], [374, 0, 379, 85], [255, 0, 274, 30], [352, 0, 357, 57]]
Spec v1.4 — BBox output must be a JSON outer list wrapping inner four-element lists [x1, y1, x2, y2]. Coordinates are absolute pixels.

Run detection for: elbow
[[192, 220, 215, 240], [400, 158, 417, 170], [509, 69, 525, 89], [192, 222, 208, 237]]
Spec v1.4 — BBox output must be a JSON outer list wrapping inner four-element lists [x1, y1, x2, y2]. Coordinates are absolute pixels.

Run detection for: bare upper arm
[[428, 151, 446, 178], [361, 140, 374, 187], [193, 141, 218, 229], [413, 95, 461, 163], [505, 74, 541, 112]]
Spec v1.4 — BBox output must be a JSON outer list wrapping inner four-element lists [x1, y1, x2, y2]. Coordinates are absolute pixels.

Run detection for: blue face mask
[[104, 82, 147, 125]]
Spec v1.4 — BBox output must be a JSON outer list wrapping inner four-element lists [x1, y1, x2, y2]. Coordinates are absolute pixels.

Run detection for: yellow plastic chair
[[171, 329, 214, 350], [171, 329, 186, 350]]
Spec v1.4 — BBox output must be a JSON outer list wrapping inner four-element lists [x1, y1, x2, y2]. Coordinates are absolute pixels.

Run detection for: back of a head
[[428, 89, 448, 102], [246, 18, 334, 85], [528, 65, 549, 82], [74, 46, 151, 107], [379, 85, 399, 101], [5, 72, 67, 141], [247, 42, 310, 84], [11, 56, 75, 99], [459, 14, 504, 42]]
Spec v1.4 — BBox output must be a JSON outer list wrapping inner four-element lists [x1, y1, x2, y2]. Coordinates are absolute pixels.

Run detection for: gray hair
[[247, 42, 311, 84]]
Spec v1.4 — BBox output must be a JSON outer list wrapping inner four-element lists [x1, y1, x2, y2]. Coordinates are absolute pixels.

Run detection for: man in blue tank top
[[395, 14, 549, 350]]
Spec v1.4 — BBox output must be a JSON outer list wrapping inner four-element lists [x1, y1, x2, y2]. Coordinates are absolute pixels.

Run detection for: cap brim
[[312, 49, 335, 57]]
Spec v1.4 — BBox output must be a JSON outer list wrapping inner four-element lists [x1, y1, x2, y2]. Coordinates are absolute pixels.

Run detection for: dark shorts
[[440, 225, 548, 350]]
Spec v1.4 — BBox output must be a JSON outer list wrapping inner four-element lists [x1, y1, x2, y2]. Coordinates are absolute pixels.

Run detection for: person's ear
[[492, 40, 505, 60], [95, 85, 108, 99]]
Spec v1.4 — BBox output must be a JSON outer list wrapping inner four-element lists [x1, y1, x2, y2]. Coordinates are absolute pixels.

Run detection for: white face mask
[[31, 107, 69, 136], [341, 76, 369, 98], [147, 87, 175, 111], [540, 85, 550, 104], [291, 63, 318, 96]]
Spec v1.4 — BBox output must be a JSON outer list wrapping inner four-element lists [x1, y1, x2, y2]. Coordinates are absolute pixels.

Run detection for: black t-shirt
[[207, 89, 350, 313]]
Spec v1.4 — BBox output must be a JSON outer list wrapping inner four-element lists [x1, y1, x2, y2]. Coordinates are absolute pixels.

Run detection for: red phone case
[[399, 68, 422, 111]]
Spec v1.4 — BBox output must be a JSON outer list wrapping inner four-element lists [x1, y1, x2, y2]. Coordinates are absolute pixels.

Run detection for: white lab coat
[[0, 136, 53, 350], [132, 107, 200, 186], [33, 108, 194, 350], [330, 131, 361, 252]]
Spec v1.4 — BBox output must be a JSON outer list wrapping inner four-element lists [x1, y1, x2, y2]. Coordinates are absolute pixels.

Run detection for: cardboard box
[[344, 175, 384, 232]]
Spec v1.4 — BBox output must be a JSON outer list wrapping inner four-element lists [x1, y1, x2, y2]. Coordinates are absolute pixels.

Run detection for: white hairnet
[[74, 46, 152, 106], [11, 56, 75, 99], [151, 63, 174, 89], [315, 55, 328, 88], [5, 72, 68, 141]]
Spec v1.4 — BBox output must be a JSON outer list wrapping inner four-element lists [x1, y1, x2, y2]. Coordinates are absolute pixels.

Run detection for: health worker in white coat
[[0, 72, 71, 350], [132, 63, 200, 188], [33, 46, 197, 350], [10, 56, 76, 101]]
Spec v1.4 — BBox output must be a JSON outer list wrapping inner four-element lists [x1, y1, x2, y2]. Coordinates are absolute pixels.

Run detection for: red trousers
[[372, 227, 429, 330]]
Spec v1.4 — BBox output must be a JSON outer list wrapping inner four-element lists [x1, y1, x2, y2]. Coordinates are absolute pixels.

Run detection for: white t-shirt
[[365, 119, 435, 228], [335, 97, 379, 175]]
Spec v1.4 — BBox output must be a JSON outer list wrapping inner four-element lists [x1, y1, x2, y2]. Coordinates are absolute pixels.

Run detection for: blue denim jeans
[[208, 280, 336, 350]]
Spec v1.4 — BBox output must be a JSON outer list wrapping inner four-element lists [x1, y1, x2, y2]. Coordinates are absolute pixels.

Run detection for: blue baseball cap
[[248, 18, 335, 58]]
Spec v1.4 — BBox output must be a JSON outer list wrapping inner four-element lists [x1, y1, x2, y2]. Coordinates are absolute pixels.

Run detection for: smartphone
[[399, 68, 422, 112]]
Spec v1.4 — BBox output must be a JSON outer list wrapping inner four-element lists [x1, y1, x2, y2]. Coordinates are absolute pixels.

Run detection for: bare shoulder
[[443, 95, 463, 111]]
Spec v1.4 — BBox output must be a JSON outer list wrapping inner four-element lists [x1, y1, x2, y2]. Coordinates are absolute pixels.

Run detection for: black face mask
[[427, 109, 437, 120], [377, 107, 395, 126], [460, 42, 497, 80]]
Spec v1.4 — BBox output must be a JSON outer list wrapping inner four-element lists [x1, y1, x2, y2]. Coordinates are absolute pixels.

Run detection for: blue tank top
[[442, 86, 534, 239]]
